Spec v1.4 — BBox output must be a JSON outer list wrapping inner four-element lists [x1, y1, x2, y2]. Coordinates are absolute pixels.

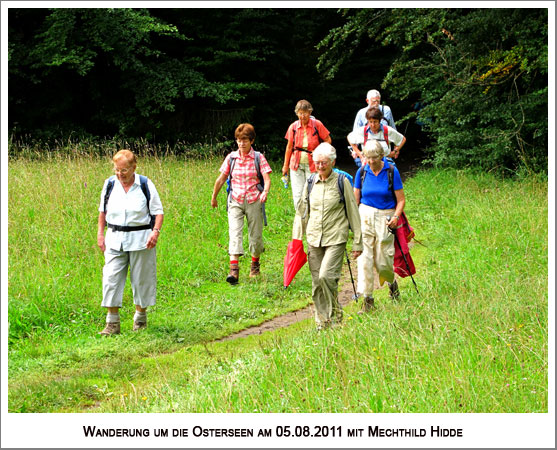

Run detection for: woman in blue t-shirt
[[353, 140, 406, 312]]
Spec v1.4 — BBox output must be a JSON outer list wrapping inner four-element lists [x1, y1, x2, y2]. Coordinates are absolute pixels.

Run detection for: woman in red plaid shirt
[[211, 124, 272, 284]]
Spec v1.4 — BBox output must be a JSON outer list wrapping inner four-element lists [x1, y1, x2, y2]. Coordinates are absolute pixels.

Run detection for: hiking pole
[[345, 250, 359, 301], [387, 218, 419, 294]]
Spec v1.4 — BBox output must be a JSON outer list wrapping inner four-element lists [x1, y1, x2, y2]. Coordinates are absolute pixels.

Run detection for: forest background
[[8, 7, 549, 175]]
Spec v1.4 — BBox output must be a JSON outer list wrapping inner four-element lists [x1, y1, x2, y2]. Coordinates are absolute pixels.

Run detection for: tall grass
[[8, 155, 548, 413]]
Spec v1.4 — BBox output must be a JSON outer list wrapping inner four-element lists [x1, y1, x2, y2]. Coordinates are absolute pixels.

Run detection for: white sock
[[106, 312, 120, 323], [134, 311, 147, 322]]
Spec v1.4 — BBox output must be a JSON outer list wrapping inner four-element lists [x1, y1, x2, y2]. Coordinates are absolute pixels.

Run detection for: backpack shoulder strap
[[229, 154, 237, 172], [382, 124, 389, 147], [360, 166, 367, 187], [337, 172, 346, 204], [103, 176, 116, 213], [308, 117, 324, 143], [337, 172, 351, 229], [363, 124, 370, 145], [139, 175, 155, 228], [387, 163, 396, 201], [139, 175, 151, 206], [303, 173, 317, 220], [310, 117, 318, 135], [227, 154, 237, 185], [254, 151, 264, 192]]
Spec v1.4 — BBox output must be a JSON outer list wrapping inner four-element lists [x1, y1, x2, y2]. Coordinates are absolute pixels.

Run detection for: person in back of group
[[347, 106, 406, 167], [97, 149, 164, 335], [211, 123, 272, 285], [353, 140, 405, 313], [282, 99, 332, 210], [351, 89, 397, 167], [292, 143, 362, 330]]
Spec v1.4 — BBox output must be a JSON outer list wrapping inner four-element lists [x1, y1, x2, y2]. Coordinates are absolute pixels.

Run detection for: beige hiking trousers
[[227, 196, 265, 257], [308, 242, 346, 326], [357, 204, 396, 296]]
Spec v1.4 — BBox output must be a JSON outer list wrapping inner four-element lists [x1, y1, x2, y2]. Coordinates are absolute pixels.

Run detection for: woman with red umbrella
[[291, 143, 362, 330]]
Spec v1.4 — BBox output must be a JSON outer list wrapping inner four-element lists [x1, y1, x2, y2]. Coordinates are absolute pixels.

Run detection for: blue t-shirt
[[354, 163, 403, 210]]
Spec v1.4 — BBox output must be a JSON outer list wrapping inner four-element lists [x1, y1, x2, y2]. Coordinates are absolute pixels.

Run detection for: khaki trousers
[[308, 242, 346, 326], [357, 204, 396, 296], [228, 196, 264, 257], [290, 163, 313, 210], [102, 247, 157, 308]]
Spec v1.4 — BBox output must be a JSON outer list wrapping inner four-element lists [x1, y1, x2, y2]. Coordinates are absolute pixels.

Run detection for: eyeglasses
[[314, 160, 330, 166], [113, 167, 132, 174]]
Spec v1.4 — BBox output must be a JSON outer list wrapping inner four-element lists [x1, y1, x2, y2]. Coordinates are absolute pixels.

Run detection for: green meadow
[[7, 153, 548, 413]]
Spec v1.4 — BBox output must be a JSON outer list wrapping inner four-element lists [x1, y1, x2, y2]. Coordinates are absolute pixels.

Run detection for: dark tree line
[[8, 8, 548, 174], [318, 8, 549, 174]]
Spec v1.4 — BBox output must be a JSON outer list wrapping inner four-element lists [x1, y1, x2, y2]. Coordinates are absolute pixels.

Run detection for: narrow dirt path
[[216, 160, 418, 343], [216, 266, 386, 342]]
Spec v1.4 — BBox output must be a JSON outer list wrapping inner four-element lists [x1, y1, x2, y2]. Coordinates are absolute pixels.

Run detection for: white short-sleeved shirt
[[98, 174, 164, 251], [347, 125, 404, 156]]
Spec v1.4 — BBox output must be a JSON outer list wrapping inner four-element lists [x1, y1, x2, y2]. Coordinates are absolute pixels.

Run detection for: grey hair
[[366, 89, 381, 100], [294, 99, 313, 113], [312, 142, 337, 162], [362, 139, 384, 159]]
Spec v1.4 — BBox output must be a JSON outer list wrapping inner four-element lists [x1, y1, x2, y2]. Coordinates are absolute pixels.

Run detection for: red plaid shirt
[[219, 148, 272, 204]]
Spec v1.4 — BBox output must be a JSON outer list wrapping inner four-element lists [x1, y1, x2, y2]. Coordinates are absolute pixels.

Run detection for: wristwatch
[[153, 228, 161, 233]]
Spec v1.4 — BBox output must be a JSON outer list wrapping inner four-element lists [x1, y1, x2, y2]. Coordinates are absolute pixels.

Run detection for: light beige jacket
[[293, 171, 362, 251]]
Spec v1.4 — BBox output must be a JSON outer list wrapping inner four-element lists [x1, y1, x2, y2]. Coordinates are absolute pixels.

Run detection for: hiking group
[[97, 90, 410, 335]]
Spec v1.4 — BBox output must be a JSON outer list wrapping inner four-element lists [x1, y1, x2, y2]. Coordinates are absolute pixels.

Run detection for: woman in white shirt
[[97, 150, 164, 336]]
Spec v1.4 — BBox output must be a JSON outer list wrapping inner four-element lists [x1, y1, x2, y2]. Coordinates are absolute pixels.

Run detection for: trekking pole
[[345, 250, 359, 301]]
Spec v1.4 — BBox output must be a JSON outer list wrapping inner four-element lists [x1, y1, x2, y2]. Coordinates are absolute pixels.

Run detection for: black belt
[[107, 223, 152, 232], [294, 147, 311, 153]]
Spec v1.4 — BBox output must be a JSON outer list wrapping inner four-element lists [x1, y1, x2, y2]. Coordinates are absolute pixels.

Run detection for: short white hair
[[312, 142, 337, 162], [366, 89, 381, 100], [362, 139, 384, 159]]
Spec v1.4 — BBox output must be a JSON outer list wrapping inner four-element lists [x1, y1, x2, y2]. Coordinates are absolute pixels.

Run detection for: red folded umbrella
[[283, 239, 307, 288], [393, 212, 416, 278]]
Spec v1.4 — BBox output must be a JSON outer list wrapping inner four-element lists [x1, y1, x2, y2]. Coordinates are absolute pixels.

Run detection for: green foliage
[[8, 157, 547, 413], [318, 8, 549, 175], [8, 9, 273, 140], [8, 8, 348, 148]]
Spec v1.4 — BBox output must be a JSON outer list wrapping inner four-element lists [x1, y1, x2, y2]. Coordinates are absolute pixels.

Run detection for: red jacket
[[284, 117, 330, 172]]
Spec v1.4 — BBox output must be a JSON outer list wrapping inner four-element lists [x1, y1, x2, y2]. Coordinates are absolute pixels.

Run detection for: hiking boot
[[226, 264, 239, 285], [358, 296, 375, 314], [133, 319, 147, 331], [99, 322, 120, 336], [249, 261, 261, 277], [389, 280, 400, 300]]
